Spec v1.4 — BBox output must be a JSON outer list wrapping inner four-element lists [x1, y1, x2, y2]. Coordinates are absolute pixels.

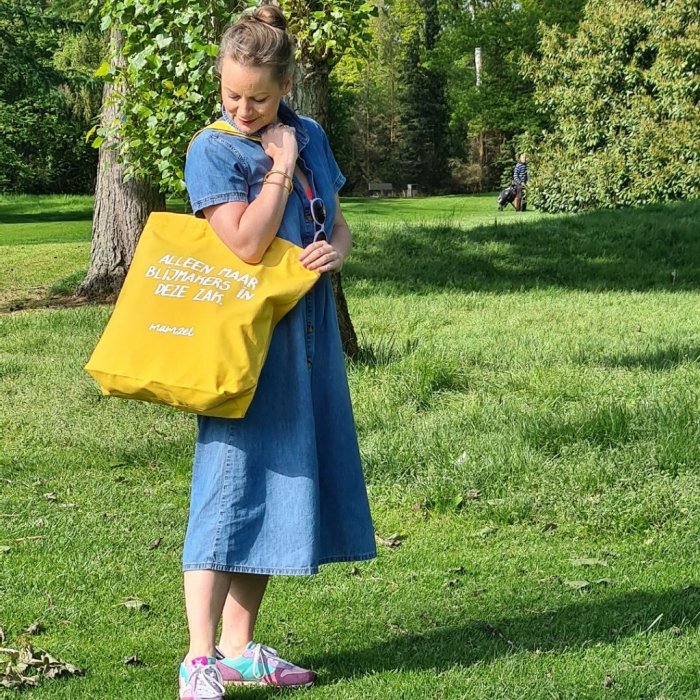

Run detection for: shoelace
[[190, 664, 225, 698], [250, 643, 283, 680]]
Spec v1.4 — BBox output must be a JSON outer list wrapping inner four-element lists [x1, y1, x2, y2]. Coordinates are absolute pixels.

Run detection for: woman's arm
[[298, 194, 350, 273], [202, 124, 298, 264]]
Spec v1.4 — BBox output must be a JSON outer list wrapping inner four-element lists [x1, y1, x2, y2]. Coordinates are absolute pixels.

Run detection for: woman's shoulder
[[297, 115, 327, 142]]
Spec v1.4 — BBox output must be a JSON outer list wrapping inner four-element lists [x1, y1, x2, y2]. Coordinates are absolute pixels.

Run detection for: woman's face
[[220, 57, 291, 134]]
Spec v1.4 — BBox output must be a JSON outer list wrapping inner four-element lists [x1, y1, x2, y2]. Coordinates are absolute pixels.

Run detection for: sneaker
[[215, 642, 316, 688], [179, 656, 226, 700]]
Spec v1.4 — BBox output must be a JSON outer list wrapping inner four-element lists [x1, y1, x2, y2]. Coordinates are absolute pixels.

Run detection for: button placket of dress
[[305, 294, 315, 370], [288, 173, 317, 371], [301, 198, 316, 370]]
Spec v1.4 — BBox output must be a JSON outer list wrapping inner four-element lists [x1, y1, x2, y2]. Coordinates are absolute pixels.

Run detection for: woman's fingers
[[299, 242, 342, 271], [298, 240, 322, 259], [262, 124, 298, 161]]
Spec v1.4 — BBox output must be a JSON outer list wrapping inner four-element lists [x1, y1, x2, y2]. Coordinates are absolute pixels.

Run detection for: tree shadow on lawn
[[598, 343, 700, 372], [0, 208, 94, 224], [349, 199, 700, 293], [310, 585, 700, 684]]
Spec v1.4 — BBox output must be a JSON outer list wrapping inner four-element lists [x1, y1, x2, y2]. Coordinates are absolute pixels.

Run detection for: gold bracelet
[[262, 179, 292, 195], [264, 169, 294, 192]]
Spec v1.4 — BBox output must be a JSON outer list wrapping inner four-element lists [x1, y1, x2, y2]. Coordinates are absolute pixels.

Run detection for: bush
[[525, 0, 700, 212]]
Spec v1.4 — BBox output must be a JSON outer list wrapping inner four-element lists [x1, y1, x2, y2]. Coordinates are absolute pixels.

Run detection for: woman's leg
[[184, 570, 232, 661], [217, 573, 269, 658]]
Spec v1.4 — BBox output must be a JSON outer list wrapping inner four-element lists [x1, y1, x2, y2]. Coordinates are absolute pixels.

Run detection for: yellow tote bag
[[85, 211, 319, 418]]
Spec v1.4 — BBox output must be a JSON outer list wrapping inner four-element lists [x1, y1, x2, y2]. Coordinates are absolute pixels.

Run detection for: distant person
[[513, 153, 528, 211]]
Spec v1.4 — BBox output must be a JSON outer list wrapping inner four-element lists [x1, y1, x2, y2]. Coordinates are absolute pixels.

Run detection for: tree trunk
[[290, 61, 330, 129], [78, 27, 164, 300], [289, 59, 360, 359]]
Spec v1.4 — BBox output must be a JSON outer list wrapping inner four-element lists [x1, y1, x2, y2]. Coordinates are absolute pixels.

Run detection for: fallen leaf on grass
[[571, 558, 608, 567], [347, 566, 361, 577], [147, 538, 162, 550], [123, 655, 144, 666], [541, 522, 558, 532], [0, 644, 83, 688], [603, 674, 614, 688], [0, 628, 5, 643], [122, 598, 149, 611], [479, 526, 498, 538], [444, 579, 461, 589], [564, 580, 591, 591], [284, 630, 305, 646], [387, 623, 409, 635], [375, 532, 405, 548], [43, 493, 58, 502], [564, 578, 611, 591], [24, 623, 43, 636], [0, 547, 10, 555], [410, 501, 431, 519], [450, 566, 466, 576]]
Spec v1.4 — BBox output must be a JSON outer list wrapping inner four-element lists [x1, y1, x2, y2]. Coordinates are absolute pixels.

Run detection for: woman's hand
[[299, 240, 344, 273], [261, 124, 298, 170]]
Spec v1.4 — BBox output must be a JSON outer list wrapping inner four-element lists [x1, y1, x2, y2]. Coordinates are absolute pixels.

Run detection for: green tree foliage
[[330, 0, 585, 194], [96, 0, 236, 194], [97, 0, 375, 196], [394, 0, 449, 192], [432, 0, 585, 191], [525, 0, 700, 212], [329, 0, 421, 191], [0, 0, 100, 193]]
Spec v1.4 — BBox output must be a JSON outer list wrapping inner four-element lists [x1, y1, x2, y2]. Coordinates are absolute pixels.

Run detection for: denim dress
[[182, 102, 376, 575]]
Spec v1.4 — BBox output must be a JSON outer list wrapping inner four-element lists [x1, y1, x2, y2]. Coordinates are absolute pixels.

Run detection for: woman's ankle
[[216, 639, 251, 659]]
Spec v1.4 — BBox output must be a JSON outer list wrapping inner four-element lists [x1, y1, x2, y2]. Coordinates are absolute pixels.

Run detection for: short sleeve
[[319, 127, 346, 193], [185, 132, 249, 217]]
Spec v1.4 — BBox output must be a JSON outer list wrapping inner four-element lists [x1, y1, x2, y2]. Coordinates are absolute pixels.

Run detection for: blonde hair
[[216, 5, 295, 84]]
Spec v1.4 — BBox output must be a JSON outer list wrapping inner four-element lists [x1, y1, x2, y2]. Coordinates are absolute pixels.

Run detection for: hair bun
[[253, 5, 288, 31]]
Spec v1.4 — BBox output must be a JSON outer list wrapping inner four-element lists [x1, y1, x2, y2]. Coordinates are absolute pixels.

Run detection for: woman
[[179, 6, 376, 699]]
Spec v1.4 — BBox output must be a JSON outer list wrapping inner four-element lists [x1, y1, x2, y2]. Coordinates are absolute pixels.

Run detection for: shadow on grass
[[349, 198, 700, 293], [309, 585, 700, 684], [0, 208, 94, 224], [600, 344, 700, 372]]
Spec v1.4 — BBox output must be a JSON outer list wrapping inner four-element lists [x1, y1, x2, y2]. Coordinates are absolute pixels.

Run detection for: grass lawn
[[1, 194, 700, 698]]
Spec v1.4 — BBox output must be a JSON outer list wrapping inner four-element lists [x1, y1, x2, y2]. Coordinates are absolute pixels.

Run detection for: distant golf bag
[[497, 182, 526, 211], [497, 182, 517, 210]]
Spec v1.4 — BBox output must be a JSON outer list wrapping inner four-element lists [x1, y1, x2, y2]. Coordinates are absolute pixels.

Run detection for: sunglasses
[[309, 197, 327, 242]]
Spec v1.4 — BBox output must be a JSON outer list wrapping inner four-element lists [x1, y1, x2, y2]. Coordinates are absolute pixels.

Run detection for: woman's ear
[[282, 76, 293, 96]]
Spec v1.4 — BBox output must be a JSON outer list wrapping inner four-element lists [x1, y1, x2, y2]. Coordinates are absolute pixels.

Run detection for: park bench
[[368, 182, 394, 196]]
